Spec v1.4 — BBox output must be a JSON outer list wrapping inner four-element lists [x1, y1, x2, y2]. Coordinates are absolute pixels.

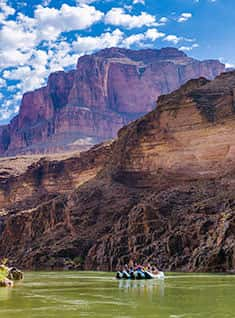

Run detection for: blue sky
[[0, 0, 233, 124]]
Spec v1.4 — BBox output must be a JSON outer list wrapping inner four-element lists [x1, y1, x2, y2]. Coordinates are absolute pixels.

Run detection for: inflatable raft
[[116, 270, 165, 280]]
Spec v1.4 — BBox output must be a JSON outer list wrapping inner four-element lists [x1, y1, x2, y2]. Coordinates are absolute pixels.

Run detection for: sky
[[0, 0, 234, 125]]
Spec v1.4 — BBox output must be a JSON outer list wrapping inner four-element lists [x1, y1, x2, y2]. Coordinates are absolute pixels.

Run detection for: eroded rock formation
[[0, 47, 225, 156], [0, 71, 235, 272]]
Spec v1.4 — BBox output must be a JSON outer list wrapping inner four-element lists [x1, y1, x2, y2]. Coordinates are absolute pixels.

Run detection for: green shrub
[[0, 265, 8, 281], [73, 256, 84, 265]]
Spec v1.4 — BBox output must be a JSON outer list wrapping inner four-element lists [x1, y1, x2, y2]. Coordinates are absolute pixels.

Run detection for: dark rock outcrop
[[7, 267, 24, 281], [0, 71, 235, 272], [0, 47, 225, 156]]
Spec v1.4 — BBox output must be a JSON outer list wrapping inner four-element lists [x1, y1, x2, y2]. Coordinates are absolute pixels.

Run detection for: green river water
[[0, 272, 234, 318]]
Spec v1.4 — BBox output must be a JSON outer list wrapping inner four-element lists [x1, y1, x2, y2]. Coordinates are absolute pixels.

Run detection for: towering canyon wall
[[0, 71, 234, 272], [0, 47, 225, 155]]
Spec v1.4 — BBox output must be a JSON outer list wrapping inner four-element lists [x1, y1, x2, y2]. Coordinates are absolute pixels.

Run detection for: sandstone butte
[[0, 47, 225, 156], [0, 70, 235, 272]]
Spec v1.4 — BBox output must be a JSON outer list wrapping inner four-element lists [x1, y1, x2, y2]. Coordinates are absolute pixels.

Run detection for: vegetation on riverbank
[[0, 258, 23, 287], [0, 265, 8, 281]]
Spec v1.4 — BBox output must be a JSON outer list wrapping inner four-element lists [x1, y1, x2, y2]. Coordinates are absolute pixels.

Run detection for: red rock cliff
[[0, 71, 235, 272], [0, 47, 225, 155]]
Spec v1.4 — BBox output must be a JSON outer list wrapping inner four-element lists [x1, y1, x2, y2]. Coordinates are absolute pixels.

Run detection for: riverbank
[[0, 265, 23, 287]]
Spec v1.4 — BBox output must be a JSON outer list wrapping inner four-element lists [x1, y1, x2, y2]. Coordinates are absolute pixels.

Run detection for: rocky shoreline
[[0, 264, 23, 287]]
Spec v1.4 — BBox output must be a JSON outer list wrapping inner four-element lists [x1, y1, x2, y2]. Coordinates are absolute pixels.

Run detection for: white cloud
[[123, 33, 145, 47], [41, 0, 51, 6], [3, 66, 32, 80], [0, 92, 21, 121], [35, 4, 104, 35], [124, 4, 133, 11], [0, 0, 15, 20], [219, 58, 235, 69], [123, 29, 164, 47], [7, 85, 19, 92], [0, 49, 32, 68], [0, 78, 7, 88], [164, 34, 196, 46], [225, 62, 235, 69], [2, 64, 48, 92], [145, 28, 165, 41], [179, 43, 199, 51], [73, 29, 124, 53], [0, 3, 105, 69], [76, 0, 97, 3], [105, 8, 156, 29], [0, 23, 36, 51], [133, 0, 145, 4], [73, 27, 165, 51], [177, 12, 192, 23], [0, 109, 14, 120], [0, 3, 104, 56], [164, 34, 182, 44], [159, 17, 168, 24]]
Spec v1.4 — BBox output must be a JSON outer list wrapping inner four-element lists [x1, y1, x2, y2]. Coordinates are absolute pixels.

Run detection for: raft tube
[[145, 271, 165, 280], [116, 270, 165, 280], [135, 270, 146, 280], [122, 270, 131, 279], [116, 271, 123, 279]]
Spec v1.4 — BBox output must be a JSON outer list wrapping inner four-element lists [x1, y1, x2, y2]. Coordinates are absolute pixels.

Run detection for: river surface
[[0, 272, 234, 318]]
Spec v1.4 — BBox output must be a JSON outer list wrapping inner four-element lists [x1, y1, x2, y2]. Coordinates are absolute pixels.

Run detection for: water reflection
[[0, 286, 13, 301], [2, 273, 235, 318], [118, 279, 165, 297]]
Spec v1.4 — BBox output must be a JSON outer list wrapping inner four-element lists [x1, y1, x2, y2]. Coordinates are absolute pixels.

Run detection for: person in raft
[[116, 261, 160, 279]]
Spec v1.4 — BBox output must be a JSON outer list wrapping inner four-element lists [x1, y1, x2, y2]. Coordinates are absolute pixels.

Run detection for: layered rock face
[[0, 71, 235, 272], [0, 47, 225, 156]]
